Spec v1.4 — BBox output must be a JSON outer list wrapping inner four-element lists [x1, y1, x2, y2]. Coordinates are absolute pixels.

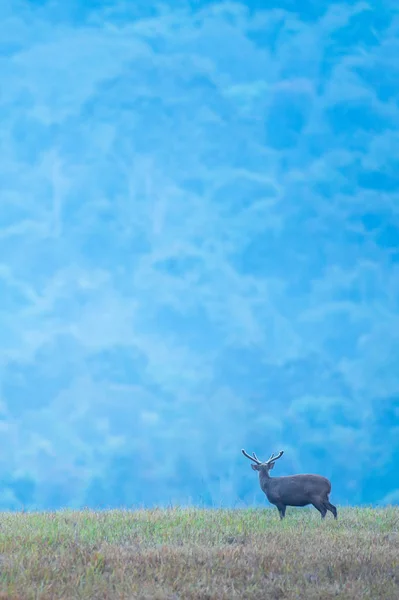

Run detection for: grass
[[0, 507, 398, 599]]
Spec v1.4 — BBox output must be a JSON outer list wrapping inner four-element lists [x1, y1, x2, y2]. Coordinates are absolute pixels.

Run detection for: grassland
[[0, 507, 397, 599]]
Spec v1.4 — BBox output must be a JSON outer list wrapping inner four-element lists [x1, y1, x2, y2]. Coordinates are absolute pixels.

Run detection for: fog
[[0, 0, 398, 510]]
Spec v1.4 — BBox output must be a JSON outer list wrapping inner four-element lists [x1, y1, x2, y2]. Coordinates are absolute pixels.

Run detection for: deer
[[242, 449, 337, 520]]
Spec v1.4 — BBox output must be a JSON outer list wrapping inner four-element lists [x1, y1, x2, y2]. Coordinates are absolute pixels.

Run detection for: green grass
[[0, 507, 398, 599]]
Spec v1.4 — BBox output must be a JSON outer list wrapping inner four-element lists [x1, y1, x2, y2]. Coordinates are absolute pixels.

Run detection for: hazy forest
[[1, 0, 398, 523]]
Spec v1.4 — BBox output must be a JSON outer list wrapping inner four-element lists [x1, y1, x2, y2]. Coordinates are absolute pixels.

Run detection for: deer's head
[[241, 449, 284, 474]]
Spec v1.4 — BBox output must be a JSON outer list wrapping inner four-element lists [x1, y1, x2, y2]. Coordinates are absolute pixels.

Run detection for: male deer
[[242, 449, 337, 520]]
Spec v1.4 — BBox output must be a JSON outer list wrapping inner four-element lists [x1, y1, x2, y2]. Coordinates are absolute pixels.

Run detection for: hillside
[[0, 507, 397, 599]]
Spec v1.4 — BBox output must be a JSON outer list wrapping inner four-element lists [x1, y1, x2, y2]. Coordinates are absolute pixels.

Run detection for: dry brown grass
[[0, 507, 398, 599]]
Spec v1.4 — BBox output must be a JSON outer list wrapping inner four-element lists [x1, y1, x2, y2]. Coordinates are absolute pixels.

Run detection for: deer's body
[[242, 449, 337, 520]]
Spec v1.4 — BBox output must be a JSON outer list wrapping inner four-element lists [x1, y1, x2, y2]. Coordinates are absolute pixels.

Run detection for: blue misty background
[[0, 0, 398, 511]]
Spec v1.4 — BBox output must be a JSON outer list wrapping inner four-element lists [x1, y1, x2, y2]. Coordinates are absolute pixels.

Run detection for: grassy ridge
[[0, 507, 398, 599]]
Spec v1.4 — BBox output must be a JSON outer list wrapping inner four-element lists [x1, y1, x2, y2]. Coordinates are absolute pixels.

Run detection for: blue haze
[[0, 0, 398, 510]]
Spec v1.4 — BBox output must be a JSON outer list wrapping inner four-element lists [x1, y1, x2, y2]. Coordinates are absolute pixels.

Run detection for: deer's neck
[[259, 470, 271, 489]]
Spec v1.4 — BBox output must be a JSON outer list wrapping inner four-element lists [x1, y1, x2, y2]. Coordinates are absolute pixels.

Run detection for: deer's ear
[[251, 464, 258, 471], [269, 462, 275, 470]]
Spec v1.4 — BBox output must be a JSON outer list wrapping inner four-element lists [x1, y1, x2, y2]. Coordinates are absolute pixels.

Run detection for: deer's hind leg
[[312, 501, 327, 519], [324, 501, 337, 519]]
